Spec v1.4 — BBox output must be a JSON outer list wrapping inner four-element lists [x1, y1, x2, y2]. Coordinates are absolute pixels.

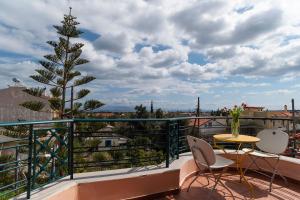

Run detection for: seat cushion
[[211, 155, 234, 169], [242, 148, 279, 158]]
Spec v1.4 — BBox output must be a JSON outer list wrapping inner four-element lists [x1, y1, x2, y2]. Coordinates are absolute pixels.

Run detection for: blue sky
[[1, 0, 300, 111]]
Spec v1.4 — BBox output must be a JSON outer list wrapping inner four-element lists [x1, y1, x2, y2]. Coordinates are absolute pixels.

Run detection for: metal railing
[[0, 116, 299, 199]]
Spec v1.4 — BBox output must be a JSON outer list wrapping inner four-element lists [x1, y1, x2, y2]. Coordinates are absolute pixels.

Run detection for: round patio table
[[213, 134, 260, 198]]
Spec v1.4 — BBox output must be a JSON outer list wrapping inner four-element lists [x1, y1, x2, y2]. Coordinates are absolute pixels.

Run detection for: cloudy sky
[[1, 0, 300, 111]]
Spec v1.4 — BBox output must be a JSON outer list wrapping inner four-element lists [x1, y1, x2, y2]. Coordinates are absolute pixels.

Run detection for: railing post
[[32, 129, 37, 189], [26, 124, 33, 199], [292, 99, 296, 157], [15, 145, 19, 190], [166, 121, 170, 168], [226, 115, 229, 131], [68, 121, 74, 179], [176, 121, 179, 159]]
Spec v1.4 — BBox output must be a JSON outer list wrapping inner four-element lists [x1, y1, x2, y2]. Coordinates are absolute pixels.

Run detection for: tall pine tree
[[21, 8, 104, 119]]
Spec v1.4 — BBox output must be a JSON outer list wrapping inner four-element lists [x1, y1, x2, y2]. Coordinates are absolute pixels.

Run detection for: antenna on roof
[[12, 78, 20, 83], [10, 78, 24, 87]]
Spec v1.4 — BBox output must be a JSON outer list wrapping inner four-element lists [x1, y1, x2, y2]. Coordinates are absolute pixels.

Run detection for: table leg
[[213, 138, 227, 154], [236, 143, 242, 172], [237, 143, 254, 199]]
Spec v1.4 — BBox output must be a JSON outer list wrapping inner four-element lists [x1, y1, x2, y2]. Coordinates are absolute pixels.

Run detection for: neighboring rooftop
[[0, 134, 18, 144], [0, 86, 52, 121]]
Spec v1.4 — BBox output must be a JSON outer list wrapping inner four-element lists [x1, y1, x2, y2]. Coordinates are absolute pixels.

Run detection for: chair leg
[[211, 171, 223, 191], [218, 172, 235, 200], [277, 171, 288, 185], [211, 167, 228, 192], [187, 171, 201, 192], [241, 156, 257, 182], [263, 157, 288, 188], [208, 167, 235, 200], [206, 168, 223, 200], [269, 158, 281, 192], [202, 173, 210, 187]]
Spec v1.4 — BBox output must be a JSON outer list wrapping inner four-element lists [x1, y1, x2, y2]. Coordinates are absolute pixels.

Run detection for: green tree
[[21, 8, 103, 119], [93, 152, 113, 162], [129, 104, 149, 130], [155, 108, 164, 118], [134, 104, 149, 118]]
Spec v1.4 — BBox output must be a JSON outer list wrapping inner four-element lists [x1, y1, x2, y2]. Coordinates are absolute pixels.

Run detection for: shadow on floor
[[160, 172, 300, 200]]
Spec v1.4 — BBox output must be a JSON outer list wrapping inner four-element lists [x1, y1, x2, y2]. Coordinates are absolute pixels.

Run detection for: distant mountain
[[93, 104, 135, 112], [93, 104, 212, 113]]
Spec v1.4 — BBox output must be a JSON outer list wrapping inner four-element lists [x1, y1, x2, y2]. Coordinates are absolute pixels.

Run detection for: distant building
[[99, 135, 128, 147], [0, 135, 18, 155], [85, 125, 129, 148], [93, 112, 115, 118], [241, 104, 293, 131], [98, 125, 128, 147], [189, 118, 227, 135], [0, 86, 53, 122], [242, 105, 265, 116]]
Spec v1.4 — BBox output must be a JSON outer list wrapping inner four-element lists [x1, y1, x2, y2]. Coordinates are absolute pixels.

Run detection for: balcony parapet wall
[[15, 151, 300, 200]]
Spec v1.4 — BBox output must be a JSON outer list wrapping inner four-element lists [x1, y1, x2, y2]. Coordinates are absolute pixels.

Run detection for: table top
[[213, 134, 260, 143]]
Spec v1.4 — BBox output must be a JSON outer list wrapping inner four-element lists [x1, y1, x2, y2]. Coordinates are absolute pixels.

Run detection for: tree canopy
[[21, 8, 104, 119]]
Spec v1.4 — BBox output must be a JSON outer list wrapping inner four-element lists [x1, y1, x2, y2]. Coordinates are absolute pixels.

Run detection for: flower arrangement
[[229, 104, 244, 137]]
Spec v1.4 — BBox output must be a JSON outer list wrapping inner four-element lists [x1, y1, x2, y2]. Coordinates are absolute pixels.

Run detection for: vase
[[231, 119, 240, 137]]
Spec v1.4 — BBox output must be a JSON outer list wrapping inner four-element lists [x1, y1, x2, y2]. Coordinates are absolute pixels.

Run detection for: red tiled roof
[[243, 106, 264, 109], [270, 111, 292, 117], [189, 119, 211, 126]]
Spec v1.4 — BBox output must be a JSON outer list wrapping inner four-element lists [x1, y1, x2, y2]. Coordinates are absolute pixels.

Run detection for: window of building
[[105, 140, 112, 147]]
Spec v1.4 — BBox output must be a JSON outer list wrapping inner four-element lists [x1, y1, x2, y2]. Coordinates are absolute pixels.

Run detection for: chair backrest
[[256, 129, 289, 154], [187, 135, 216, 168]]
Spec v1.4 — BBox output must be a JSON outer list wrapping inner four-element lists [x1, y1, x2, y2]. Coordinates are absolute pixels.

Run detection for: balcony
[[0, 117, 299, 199]]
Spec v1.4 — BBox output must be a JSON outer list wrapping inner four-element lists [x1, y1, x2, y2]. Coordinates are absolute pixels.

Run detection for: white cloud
[[0, 61, 38, 86], [93, 33, 132, 55], [1, 0, 300, 109]]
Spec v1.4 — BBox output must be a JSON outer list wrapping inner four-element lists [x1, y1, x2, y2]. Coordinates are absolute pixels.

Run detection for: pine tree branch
[[20, 101, 45, 112], [54, 46, 65, 63], [83, 100, 104, 112], [39, 61, 57, 73], [69, 50, 82, 63], [66, 71, 81, 83], [47, 41, 58, 48], [39, 60, 64, 78], [65, 89, 90, 102], [68, 43, 84, 53], [76, 89, 90, 99], [74, 58, 89, 66], [35, 69, 57, 85], [73, 76, 96, 87], [50, 87, 62, 98], [44, 54, 62, 65], [23, 87, 46, 97], [59, 37, 68, 51], [48, 98, 61, 111], [63, 102, 82, 117], [56, 68, 64, 77], [30, 75, 59, 87]]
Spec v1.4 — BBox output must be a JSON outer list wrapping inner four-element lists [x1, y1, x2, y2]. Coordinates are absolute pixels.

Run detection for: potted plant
[[230, 105, 243, 137]]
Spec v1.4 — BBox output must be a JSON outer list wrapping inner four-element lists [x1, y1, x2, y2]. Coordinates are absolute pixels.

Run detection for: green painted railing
[[0, 116, 299, 199]]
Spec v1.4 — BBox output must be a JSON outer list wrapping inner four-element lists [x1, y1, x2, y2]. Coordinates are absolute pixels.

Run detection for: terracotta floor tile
[[159, 172, 300, 200]]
